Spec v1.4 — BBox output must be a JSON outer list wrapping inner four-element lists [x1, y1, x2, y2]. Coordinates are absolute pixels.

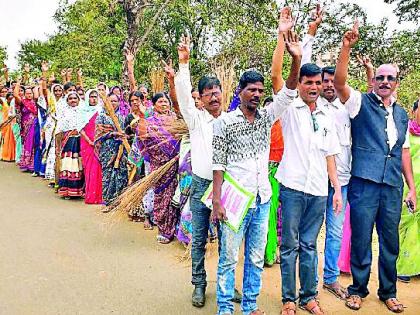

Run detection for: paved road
[[0, 161, 419, 314]]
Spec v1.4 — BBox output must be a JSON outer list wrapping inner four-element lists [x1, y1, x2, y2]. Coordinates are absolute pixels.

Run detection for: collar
[[372, 92, 396, 107], [318, 96, 340, 109], [205, 109, 225, 123], [295, 97, 328, 115], [234, 106, 262, 119]]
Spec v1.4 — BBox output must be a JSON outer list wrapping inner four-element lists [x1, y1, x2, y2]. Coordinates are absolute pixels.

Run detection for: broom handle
[[0, 115, 16, 130], [100, 94, 131, 153]]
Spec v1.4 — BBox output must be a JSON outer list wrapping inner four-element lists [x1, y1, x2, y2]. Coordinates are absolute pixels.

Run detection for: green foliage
[[14, 0, 420, 106], [0, 46, 7, 64], [398, 68, 420, 111], [384, 0, 420, 22]]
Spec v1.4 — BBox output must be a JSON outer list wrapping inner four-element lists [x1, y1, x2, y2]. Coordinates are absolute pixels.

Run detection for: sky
[[1, 0, 416, 70]]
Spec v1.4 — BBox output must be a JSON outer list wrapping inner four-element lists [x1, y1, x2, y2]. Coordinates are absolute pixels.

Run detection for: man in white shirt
[[174, 37, 242, 308]]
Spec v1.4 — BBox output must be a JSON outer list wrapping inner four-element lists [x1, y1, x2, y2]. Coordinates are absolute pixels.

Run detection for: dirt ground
[[0, 161, 419, 315]]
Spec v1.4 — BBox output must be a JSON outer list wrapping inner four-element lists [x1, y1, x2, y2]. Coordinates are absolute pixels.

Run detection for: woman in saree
[[0, 94, 16, 161], [13, 80, 38, 173], [33, 85, 47, 176], [136, 92, 180, 244], [57, 92, 84, 198], [397, 100, 420, 282], [95, 93, 128, 205], [9, 87, 23, 163], [110, 86, 130, 118], [79, 89, 103, 204], [41, 83, 64, 185]]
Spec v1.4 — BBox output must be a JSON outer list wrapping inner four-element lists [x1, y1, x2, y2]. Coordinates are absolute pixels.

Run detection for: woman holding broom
[[95, 93, 128, 205], [135, 92, 180, 244]]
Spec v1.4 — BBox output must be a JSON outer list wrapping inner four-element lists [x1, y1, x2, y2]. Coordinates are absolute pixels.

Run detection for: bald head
[[373, 64, 399, 101]]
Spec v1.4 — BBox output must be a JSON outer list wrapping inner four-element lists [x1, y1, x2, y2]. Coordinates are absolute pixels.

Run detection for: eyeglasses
[[201, 91, 221, 98], [311, 113, 319, 132], [375, 75, 397, 82]]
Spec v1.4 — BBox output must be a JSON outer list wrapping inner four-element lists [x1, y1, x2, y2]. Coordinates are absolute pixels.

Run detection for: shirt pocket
[[337, 124, 351, 146], [314, 128, 329, 152]]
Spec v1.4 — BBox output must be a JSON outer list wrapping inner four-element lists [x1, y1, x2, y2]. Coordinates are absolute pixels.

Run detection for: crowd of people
[[0, 5, 419, 315]]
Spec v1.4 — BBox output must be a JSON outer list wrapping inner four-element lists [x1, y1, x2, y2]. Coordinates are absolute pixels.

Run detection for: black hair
[[299, 63, 322, 82], [6, 92, 13, 100], [128, 91, 145, 105], [413, 100, 419, 112], [152, 92, 170, 105], [76, 86, 84, 92], [321, 66, 336, 80], [239, 70, 265, 89], [263, 96, 273, 106], [51, 79, 60, 84], [63, 82, 76, 91], [191, 88, 198, 94], [198, 76, 222, 95]]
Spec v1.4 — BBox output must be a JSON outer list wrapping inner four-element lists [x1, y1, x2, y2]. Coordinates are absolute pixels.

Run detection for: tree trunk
[[120, 0, 172, 90]]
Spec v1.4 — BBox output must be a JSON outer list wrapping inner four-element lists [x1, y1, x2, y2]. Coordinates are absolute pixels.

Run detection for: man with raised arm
[[174, 36, 243, 308], [334, 21, 416, 313], [211, 30, 301, 315]]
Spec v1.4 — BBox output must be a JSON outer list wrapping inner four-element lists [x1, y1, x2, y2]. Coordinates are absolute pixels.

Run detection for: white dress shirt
[[345, 88, 410, 149], [275, 97, 341, 197], [318, 97, 352, 186], [174, 63, 226, 180]]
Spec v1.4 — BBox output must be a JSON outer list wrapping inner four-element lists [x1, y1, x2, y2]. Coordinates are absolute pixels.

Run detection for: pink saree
[[80, 113, 103, 204]]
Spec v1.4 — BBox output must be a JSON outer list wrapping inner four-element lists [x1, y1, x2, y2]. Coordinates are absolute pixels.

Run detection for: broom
[[0, 115, 16, 131], [163, 118, 189, 139], [103, 156, 179, 217], [99, 93, 131, 153], [150, 68, 165, 95]]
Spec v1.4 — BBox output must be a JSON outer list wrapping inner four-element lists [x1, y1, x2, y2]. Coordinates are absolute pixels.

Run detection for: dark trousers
[[348, 176, 403, 301], [279, 185, 327, 305], [191, 174, 212, 288]]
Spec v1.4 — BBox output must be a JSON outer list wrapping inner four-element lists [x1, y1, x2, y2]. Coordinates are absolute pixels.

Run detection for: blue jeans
[[279, 185, 326, 305], [217, 196, 270, 315], [323, 185, 348, 284], [191, 174, 212, 288]]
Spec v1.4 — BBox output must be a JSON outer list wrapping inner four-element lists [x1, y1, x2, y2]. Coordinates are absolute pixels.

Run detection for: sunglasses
[[375, 75, 397, 82]]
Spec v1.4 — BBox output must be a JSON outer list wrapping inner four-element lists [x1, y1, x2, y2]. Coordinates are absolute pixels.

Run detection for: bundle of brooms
[[104, 156, 179, 218]]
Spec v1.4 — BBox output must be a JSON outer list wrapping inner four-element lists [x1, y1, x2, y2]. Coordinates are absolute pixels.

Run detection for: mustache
[[379, 85, 391, 89]]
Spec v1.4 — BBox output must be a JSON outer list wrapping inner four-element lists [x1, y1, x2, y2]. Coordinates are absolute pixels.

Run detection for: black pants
[[347, 177, 403, 301]]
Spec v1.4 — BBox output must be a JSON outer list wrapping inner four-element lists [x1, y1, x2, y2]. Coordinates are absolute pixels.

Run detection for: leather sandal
[[323, 282, 349, 300], [299, 299, 325, 315], [345, 295, 362, 310], [384, 298, 404, 313], [281, 302, 296, 315]]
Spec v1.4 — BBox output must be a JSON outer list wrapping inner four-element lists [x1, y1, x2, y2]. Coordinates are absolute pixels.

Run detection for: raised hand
[[162, 59, 175, 80], [124, 49, 135, 64], [356, 55, 374, 70], [60, 69, 67, 77], [77, 68, 83, 76], [278, 6, 294, 33], [49, 73, 56, 83], [343, 20, 359, 48], [24, 63, 30, 73], [309, 3, 324, 30], [66, 68, 73, 75], [177, 35, 190, 64], [284, 31, 302, 58], [41, 61, 49, 73]]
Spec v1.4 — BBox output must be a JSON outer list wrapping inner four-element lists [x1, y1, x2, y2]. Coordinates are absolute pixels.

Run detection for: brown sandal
[[346, 295, 362, 310], [384, 298, 404, 313], [299, 299, 324, 315], [323, 282, 349, 300], [281, 302, 296, 315]]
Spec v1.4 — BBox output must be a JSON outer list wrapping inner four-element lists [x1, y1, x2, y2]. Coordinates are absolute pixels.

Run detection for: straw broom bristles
[[163, 118, 189, 139], [211, 57, 236, 112], [104, 155, 179, 217], [150, 68, 165, 95]]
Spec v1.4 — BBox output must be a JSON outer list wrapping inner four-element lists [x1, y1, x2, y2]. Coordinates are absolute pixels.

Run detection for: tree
[[0, 46, 7, 64], [384, 0, 420, 22]]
